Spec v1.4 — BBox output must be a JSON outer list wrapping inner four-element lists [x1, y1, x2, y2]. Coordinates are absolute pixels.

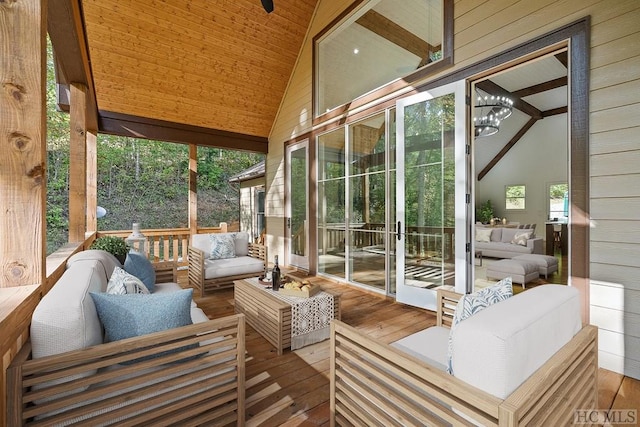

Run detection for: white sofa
[[330, 285, 598, 426], [475, 226, 543, 258], [7, 250, 246, 426], [188, 231, 266, 296]]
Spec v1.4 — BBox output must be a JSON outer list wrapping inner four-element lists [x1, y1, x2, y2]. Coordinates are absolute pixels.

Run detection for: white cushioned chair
[[188, 231, 266, 296], [330, 285, 598, 426]]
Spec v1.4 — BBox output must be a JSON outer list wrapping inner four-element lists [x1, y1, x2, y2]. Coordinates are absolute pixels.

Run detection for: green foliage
[[46, 37, 70, 254], [90, 236, 129, 257], [549, 183, 568, 198], [477, 200, 494, 224], [44, 36, 264, 254]]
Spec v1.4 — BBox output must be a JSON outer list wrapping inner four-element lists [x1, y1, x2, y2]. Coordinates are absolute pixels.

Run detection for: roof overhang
[[48, 0, 318, 151]]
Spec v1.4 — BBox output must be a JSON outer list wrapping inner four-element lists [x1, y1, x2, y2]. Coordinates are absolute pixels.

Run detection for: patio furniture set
[[10, 231, 591, 425]]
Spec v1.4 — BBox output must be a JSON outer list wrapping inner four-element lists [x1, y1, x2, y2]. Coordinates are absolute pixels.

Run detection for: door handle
[[397, 221, 402, 240], [287, 218, 291, 229]]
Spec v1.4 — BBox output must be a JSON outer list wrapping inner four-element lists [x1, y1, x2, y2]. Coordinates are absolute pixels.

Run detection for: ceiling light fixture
[[474, 94, 513, 138]]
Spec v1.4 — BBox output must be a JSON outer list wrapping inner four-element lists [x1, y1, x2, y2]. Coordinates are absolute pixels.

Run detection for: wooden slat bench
[[7, 314, 246, 426]]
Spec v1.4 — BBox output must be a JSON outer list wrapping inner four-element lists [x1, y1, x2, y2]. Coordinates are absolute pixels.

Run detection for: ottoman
[[513, 254, 558, 278], [486, 259, 539, 288]]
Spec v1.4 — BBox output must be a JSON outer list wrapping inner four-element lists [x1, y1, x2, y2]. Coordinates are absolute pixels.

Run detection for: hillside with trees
[[46, 41, 263, 253]]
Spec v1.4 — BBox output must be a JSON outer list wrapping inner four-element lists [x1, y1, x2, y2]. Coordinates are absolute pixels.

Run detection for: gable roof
[[228, 160, 265, 183]]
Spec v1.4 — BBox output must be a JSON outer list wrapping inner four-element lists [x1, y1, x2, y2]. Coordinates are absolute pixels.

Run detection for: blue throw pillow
[[90, 289, 193, 343], [124, 251, 156, 292]]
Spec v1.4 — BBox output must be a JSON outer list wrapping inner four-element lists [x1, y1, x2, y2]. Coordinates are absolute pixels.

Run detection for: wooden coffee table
[[234, 278, 341, 355]]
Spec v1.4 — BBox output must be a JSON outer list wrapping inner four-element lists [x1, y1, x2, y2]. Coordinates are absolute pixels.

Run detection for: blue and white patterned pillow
[[446, 277, 513, 374], [209, 234, 236, 260], [106, 266, 150, 295]]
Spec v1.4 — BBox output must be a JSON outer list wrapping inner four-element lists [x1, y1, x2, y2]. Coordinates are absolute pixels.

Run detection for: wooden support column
[[86, 130, 98, 234], [189, 144, 198, 236], [0, 0, 47, 287], [69, 83, 87, 242]]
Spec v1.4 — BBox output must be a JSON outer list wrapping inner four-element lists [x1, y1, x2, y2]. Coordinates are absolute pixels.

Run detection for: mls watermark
[[574, 409, 637, 425]]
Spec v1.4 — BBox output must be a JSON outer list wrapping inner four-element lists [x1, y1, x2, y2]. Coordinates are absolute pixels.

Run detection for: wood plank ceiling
[[78, 0, 317, 149]]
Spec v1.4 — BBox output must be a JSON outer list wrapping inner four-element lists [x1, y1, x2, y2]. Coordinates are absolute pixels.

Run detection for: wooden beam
[[477, 117, 538, 181], [98, 110, 269, 153], [86, 130, 98, 233], [356, 10, 440, 63], [512, 76, 567, 98], [0, 0, 47, 288], [189, 145, 198, 236], [476, 80, 543, 119], [69, 83, 87, 242], [47, 0, 98, 130], [555, 51, 568, 68], [543, 106, 568, 117]]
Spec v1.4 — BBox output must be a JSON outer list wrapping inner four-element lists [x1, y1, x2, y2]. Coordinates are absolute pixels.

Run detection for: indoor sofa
[[7, 250, 245, 426], [188, 231, 266, 296], [474, 226, 543, 258], [330, 284, 597, 426]]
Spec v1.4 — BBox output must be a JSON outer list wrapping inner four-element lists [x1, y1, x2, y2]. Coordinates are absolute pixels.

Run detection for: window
[[505, 185, 525, 210], [314, 0, 451, 117], [548, 183, 568, 220], [256, 188, 265, 241]]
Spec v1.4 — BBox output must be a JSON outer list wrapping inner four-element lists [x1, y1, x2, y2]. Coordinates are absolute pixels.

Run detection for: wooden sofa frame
[[188, 242, 267, 296], [330, 289, 598, 427], [7, 262, 247, 426]]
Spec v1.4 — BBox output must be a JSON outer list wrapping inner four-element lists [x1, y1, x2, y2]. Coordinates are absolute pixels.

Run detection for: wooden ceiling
[[52, 0, 317, 151]]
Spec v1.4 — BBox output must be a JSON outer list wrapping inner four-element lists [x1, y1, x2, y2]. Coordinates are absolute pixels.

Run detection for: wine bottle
[[272, 255, 281, 291]]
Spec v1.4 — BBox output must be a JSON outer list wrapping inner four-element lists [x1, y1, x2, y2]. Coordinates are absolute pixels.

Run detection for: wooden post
[[86, 130, 98, 235], [69, 83, 87, 242], [0, 0, 47, 287], [189, 144, 198, 236]]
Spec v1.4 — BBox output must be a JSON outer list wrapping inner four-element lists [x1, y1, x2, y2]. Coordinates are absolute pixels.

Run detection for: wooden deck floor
[[181, 271, 640, 426]]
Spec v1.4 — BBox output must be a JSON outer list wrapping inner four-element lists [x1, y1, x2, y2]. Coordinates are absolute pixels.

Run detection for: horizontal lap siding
[[269, 0, 640, 378], [589, 0, 640, 376]]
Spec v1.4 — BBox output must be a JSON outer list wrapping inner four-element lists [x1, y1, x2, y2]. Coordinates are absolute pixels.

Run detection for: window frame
[[547, 182, 568, 221], [312, 0, 453, 124], [505, 184, 526, 211]]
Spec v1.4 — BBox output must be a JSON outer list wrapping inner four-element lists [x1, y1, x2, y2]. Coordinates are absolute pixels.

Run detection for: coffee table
[[234, 278, 341, 355]]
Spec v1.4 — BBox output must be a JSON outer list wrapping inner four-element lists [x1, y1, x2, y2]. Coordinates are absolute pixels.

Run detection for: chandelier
[[474, 94, 514, 137]]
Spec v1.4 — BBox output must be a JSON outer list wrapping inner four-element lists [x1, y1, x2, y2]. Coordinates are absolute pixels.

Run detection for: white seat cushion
[[451, 285, 581, 399], [391, 326, 450, 371], [204, 256, 264, 279]]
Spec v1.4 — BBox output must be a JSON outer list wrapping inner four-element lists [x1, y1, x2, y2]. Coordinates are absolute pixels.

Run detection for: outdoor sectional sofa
[[474, 226, 543, 258], [7, 250, 245, 426], [330, 284, 598, 426], [188, 231, 266, 296]]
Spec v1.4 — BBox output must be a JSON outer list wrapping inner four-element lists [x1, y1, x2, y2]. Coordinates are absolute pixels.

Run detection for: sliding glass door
[[396, 81, 467, 309]]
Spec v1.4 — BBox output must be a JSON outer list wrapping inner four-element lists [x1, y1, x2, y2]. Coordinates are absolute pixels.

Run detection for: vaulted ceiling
[[49, 0, 318, 152]]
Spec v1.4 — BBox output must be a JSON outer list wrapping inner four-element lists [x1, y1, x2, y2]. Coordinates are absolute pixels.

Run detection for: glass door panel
[[317, 130, 346, 278], [347, 112, 387, 290], [287, 141, 309, 269], [396, 81, 466, 309]]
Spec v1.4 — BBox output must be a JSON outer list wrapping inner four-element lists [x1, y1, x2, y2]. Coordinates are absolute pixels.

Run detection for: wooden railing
[[318, 223, 455, 261], [98, 223, 230, 267]]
